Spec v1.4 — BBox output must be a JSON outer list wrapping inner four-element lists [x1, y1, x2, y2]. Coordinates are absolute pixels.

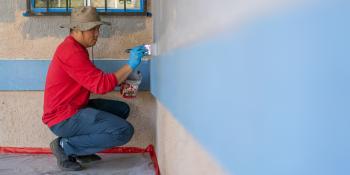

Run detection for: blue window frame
[[24, 0, 148, 16]]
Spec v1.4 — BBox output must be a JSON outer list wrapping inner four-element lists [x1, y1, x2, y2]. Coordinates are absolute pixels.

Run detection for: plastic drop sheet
[[0, 153, 155, 175]]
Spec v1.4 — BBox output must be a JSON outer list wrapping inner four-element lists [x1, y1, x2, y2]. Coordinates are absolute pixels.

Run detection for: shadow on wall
[[21, 16, 69, 39], [151, 1, 350, 175], [2, 0, 148, 39], [21, 16, 147, 39], [20, 7, 147, 39]]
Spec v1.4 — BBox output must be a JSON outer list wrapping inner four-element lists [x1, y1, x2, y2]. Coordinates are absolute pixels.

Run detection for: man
[[42, 6, 146, 171]]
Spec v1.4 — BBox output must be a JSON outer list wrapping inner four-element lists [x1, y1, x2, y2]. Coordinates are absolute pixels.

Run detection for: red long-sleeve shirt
[[42, 36, 118, 127]]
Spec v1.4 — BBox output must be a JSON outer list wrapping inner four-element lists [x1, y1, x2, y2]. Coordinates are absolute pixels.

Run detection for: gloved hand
[[128, 45, 147, 70]]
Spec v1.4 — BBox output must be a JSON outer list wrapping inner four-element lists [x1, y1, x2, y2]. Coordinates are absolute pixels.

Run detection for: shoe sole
[[76, 155, 102, 164]]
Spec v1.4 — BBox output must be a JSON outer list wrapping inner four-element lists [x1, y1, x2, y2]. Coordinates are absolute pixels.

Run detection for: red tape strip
[[0, 144, 160, 175]]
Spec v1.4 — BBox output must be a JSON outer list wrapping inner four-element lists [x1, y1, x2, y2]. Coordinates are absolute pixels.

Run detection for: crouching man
[[42, 6, 146, 171]]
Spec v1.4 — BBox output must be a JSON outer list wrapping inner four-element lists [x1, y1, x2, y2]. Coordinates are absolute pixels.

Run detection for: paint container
[[120, 71, 142, 98]]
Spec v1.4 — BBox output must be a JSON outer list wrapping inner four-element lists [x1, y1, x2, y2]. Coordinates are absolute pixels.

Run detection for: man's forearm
[[114, 65, 133, 85]]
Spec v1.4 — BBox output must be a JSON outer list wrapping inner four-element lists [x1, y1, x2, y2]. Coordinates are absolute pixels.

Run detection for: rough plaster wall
[[156, 101, 228, 175], [0, 91, 156, 148], [0, 0, 152, 59], [0, 91, 52, 147], [153, 0, 307, 54]]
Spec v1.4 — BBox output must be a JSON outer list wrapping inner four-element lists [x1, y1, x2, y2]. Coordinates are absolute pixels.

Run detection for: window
[[24, 0, 148, 16]]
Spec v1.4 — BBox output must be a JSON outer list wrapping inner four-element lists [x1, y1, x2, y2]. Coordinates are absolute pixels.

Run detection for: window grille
[[24, 0, 150, 16]]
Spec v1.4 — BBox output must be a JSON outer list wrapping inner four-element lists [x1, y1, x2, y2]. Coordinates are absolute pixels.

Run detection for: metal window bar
[[26, 0, 31, 14], [24, 0, 150, 16], [46, 0, 49, 12], [66, 0, 69, 12]]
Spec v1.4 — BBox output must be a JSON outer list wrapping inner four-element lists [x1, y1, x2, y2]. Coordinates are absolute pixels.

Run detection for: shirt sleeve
[[58, 51, 118, 94]]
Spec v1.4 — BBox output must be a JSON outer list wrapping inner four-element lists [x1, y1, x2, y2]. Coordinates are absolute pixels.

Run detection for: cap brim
[[60, 21, 111, 31]]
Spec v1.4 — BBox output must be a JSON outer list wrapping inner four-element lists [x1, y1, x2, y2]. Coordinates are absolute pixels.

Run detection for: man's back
[[42, 36, 117, 127]]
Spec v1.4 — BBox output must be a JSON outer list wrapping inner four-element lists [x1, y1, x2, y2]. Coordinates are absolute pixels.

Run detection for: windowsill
[[22, 11, 151, 17]]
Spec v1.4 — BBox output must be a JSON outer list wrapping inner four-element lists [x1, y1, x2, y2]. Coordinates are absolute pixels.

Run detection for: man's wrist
[[127, 63, 135, 70]]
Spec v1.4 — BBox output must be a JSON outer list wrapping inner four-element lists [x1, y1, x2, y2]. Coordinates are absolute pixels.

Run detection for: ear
[[71, 28, 81, 34]]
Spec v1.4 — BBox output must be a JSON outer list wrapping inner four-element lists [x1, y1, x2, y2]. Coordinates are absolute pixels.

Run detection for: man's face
[[81, 25, 100, 47]]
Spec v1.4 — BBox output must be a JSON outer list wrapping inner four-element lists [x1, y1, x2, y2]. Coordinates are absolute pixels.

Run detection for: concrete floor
[[0, 153, 155, 175]]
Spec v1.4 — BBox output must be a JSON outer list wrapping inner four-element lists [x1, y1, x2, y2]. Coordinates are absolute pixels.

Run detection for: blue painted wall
[[151, 1, 350, 175], [0, 60, 150, 90]]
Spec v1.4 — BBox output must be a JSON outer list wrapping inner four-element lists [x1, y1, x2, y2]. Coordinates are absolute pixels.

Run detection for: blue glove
[[128, 45, 147, 70]]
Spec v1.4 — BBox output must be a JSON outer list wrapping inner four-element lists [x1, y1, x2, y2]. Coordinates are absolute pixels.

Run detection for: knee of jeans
[[111, 122, 134, 145], [122, 123, 134, 143]]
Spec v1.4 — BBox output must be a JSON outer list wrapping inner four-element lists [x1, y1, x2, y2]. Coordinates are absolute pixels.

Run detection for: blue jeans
[[50, 99, 134, 156]]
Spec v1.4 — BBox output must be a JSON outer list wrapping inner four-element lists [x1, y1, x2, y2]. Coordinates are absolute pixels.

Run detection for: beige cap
[[60, 6, 110, 31]]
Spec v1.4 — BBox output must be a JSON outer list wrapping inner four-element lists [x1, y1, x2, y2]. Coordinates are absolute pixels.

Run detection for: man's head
[[71, 25, 100, 48], [60, 6, 110, 48]]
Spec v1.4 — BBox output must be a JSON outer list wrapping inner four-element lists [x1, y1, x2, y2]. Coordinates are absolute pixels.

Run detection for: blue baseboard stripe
[[0, 60, 150, 91]]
